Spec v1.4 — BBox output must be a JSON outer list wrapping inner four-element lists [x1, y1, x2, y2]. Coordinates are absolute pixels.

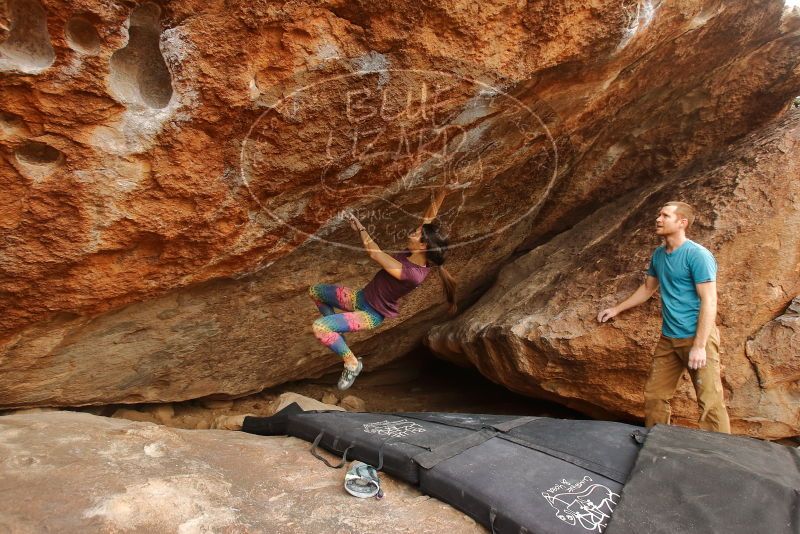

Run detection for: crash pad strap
[[489, 508, 498, 534], [489, 416, 539, 433], [375, 436, 405, 471], [412, 429, 497, 469], [310, 431, 353, 469]]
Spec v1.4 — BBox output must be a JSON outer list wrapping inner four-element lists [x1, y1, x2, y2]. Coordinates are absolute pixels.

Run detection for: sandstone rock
[[0, 412, 483, 533], [1, 1, 799, 409], [198, 399, 234, 410], [426, 110, 800, 439], [146, 403, 175, 424], [111, 408, 158, 424], [194, 419, 210, 430], [5, 407, 56, 415], [744, 296, 800, 422], [273, 392, 343, 413], [168, 405, 218, 430], [321, 393, 338, 405], [109, 397, 279, 430], [211, 413, 250, 431], [170, 414, 202, 429], [340, 395, 367, 412]]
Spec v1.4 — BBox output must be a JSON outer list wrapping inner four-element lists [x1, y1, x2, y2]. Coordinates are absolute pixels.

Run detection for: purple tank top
[[362, 251, 431, 318]]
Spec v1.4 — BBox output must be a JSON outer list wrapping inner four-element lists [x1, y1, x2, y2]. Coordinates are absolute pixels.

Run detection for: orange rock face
[[1, 0, 799, 438]]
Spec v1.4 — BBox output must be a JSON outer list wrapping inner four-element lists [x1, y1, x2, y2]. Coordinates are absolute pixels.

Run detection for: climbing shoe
[[337, 358, 363, 391]]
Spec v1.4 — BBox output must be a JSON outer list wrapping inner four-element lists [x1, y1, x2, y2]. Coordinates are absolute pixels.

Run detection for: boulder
[[272, 392, 344, 412], [320, 393, 338, 406], [426, 110, 800, 439], [340, 395, 367, 412], [211, 413, 250, 431], [111, 408, 159, 424], [147, 403, 175, 424], [1, 1, 799, 409]]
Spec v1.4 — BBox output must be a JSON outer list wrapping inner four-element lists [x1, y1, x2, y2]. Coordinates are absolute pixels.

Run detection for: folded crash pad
[[244, 407, 644, 533], [244, 407, 800, 533]]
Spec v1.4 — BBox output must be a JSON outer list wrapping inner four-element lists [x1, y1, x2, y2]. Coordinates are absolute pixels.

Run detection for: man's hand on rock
[[597, 307, 618, 323]]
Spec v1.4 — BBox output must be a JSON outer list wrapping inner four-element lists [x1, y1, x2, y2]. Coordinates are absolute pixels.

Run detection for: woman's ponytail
[[422, 221, 458, 316], [437, 265, 457, 315]]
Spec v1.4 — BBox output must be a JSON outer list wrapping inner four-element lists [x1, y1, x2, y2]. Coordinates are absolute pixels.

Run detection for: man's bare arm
[[693, 281, 717, 347], [688, 281, 717, 369], [597, 276, 659, 322]]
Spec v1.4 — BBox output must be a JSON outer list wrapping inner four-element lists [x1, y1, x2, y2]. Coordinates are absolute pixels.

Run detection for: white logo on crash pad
[[542, 476, 619, 532], [363, 420, 426, 438]]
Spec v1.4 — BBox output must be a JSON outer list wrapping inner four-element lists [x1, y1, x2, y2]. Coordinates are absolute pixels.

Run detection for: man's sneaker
[[338, 359, 363, 391]]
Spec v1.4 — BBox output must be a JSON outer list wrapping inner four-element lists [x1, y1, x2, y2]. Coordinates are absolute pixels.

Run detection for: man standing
[[597, 201, 730, 433]]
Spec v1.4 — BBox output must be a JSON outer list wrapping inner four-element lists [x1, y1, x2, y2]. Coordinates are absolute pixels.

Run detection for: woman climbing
[[308, 187, 458, 390]]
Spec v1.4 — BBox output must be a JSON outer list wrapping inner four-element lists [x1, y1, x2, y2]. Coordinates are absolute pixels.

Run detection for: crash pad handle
[[310, 431, 354, 469], [375, 436, 403, 472]]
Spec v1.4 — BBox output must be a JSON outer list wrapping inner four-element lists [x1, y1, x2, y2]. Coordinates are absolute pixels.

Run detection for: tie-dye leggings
[[309, 283, 384, 369]]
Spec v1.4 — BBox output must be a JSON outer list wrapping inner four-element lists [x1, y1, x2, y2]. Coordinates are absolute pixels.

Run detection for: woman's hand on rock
[[346, 211, 365, 233]]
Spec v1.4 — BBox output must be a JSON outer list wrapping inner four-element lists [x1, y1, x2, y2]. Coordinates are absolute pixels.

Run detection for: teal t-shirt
[[646, 240, 717, 339]]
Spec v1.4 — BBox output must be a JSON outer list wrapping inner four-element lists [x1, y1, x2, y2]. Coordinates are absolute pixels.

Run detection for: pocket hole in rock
[[108, 2, 173, 109], [65, 15, 101, 54], [0, 0, 55, 74], [0, 111, 28, 139], [15, 140, 64, 167]]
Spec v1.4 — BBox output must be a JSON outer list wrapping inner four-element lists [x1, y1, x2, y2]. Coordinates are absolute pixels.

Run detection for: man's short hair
[[665, 201, 695, 229]]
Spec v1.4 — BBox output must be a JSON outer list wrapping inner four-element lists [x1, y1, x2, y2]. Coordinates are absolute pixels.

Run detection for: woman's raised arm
[[422, 186, 448, 224], [347, 212, 403, 280]]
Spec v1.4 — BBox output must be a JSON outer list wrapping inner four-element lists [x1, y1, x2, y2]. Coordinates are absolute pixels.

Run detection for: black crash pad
[[605, 424, 800, 534]]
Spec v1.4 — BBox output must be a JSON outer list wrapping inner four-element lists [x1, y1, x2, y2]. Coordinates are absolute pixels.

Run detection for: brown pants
[[643, 326, 730, 433]]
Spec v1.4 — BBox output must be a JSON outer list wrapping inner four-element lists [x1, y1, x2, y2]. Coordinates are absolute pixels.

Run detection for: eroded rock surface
[[1, 0, 799, 424], [0, 411, 484, 533]]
